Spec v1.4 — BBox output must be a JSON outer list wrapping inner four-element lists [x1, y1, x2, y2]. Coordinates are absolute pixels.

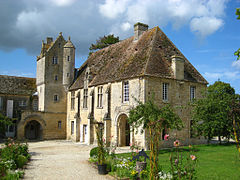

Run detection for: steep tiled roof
[[70, 27, 207, 90], [0, 75, 36, 95]]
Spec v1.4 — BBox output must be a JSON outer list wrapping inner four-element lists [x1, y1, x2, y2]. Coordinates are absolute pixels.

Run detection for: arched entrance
[[117, 114, 130, 147], [24, 120, 43, 140]]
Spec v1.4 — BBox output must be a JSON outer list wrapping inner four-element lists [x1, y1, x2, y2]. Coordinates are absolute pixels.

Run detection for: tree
[[191, 81, 235, 143], [89, 34, 119, 51], [128, 98, 183, 179], [0, 113, 13, 138], [235, 8, 240, 60]]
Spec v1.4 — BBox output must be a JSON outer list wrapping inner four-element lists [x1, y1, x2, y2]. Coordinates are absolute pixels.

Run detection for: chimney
[[134, 22, 148, 41], [171, 55, 185, 80], [46, 37, 53, 45]]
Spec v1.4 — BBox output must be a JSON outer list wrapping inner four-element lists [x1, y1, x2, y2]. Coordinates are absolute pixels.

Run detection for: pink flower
[[190, 155, 196, 161], [129, 143, 132, 146], [174, 140, 180, 147], [136, 149, 139, 153], [8, 143, 11, 147], [164, 134, 169, 141], [103, 138, 105, 142]]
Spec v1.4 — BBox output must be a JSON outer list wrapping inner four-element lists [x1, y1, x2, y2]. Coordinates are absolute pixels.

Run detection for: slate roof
[[0, 75, 36, 95], [70, 26, 208, 90]]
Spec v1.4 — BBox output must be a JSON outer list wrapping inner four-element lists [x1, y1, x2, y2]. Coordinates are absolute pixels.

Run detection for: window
[[77, 93, 80, 116], [83, 89, 88, 108], [123, 81, 129, 102], [0, 97, 3, 110], [190, 120, 194, 138], [58, 43, 61, 48], [71, 91, 75, 110], [190, 86, 196, 101], [52, 56, 58, 64], [71, 121, 74, 135], [54, 95, 59, 102], [19, 100, 27, 107], [54, 75, 58, 81], [162, 83, 169, 101], [97, 86, 103, 107], [67, 73, 70, 77], [67, 56, 70, 61], [58, 121, 62, 129]]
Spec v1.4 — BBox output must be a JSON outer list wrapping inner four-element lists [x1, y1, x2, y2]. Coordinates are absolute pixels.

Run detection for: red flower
[[164, 134, 169, 141], [174, 140, 180, 147], [190, 155, 196, 161]]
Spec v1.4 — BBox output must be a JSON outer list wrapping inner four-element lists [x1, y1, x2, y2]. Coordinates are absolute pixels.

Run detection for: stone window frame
[[123, 81, 129, 103], [97, 86, 103, 108], [19, 100, 27, 107], [67, 56, 70, 61], [190, 86, 196, 101], [58, 121, 62, 129], [83, 89, 88, 109], [0, 96, 2, 110], [53, 94, 59, 102], [71, 121, 74, 135], [54, 75, 58, 81], [71, 91, 75, 110], [52, 56, 58, 64], [162, 82, 169, 101]]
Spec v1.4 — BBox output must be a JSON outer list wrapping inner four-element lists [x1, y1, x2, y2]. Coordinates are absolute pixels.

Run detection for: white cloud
[[99, 0, 130, 19], [232, 61, 240, 69], [121, 22, 131, 31], [50, 0, 76, 7], [190, 17, 224, 37], [204, 71, 240, 82], [99, 0, 228, 38], [0, 0, 229, 55]]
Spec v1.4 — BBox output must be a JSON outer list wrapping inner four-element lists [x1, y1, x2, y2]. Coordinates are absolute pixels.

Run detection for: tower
[[63, 37, 75, 91]]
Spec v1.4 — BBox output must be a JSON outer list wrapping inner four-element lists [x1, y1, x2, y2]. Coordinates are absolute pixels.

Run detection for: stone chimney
[[171, 55, 185, 80], [46, 37, 53, 45], [134, 22, 148, 41]]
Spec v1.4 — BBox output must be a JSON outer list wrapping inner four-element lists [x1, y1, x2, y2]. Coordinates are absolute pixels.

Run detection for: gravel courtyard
[[23, 140, 112, 180]]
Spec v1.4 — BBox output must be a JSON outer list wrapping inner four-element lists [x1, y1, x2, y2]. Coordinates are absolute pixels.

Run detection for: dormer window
[[52, 56, 58, 64], [97, 86, 103, 108]]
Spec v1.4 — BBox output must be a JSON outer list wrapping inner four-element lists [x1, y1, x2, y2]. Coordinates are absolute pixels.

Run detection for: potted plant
[[95, 122, 107, 175]]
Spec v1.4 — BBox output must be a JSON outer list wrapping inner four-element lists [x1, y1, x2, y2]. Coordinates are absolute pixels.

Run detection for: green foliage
[[16, 155, 28, 168], [89, 34, 119, 51], [191, 81, 236, 142], [90, 147, 99, 157], [128, 98, 183, 179], [95, 122, 106, 165], [236, 8, 240, 20], [235, 8, 240, 60], [0, 113, 13, 137], [128, 99, 183, 132]]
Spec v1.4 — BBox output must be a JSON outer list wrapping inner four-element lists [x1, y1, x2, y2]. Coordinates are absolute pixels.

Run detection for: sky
[[0, 0, 240, 93]]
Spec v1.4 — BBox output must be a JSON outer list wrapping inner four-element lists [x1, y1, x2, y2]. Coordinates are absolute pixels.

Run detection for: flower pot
[[97, 164, 107, 175], [136, 161, 147, 175]]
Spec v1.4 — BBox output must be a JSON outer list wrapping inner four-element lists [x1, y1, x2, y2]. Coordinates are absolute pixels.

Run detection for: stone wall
[[18, 110, 66, 140]]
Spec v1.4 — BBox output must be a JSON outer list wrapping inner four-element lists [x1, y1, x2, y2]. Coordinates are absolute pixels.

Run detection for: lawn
[[111, 143, 240, 179]]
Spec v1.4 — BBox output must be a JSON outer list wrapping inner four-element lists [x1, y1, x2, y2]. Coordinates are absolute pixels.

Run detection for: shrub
[[16, 155, 28, 168], [90, 147, 99, 157]]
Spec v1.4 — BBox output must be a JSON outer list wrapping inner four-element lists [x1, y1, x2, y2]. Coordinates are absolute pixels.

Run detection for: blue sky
[[0, 0, 240, 93]]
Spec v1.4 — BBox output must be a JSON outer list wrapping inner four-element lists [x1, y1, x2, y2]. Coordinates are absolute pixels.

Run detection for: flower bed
[[0, 138, 30, 179]]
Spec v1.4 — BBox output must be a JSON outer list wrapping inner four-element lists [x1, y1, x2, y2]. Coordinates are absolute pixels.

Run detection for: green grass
[[115, 143, 240, 180]]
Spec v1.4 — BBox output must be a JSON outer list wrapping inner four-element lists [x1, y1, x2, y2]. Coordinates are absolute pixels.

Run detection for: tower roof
[[64, 36, 75, 48]]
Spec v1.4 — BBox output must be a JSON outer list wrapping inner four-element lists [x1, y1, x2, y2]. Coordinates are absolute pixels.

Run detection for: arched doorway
[[117, 114, 130, 147], [24, 120, 42, 140]]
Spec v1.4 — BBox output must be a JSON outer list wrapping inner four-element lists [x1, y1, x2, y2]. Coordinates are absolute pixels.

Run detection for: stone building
[[66, 23, 208, 149], [0, 75, 36, 138], [17, 33, 75, 140]]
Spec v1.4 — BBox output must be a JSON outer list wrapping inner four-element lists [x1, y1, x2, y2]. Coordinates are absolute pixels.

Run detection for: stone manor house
[[0, 23, 207, 148]]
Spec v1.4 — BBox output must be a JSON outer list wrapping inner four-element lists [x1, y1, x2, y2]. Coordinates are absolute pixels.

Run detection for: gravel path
[[23, 140, 112, 180]]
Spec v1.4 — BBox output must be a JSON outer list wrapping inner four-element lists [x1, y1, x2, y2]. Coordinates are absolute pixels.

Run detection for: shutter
[[7, 100, 13, 118]]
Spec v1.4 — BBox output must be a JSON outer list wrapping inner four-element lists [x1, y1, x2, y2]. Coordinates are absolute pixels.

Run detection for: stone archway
[[24, 120, 43, 140], [117, 114, 130, 147]]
